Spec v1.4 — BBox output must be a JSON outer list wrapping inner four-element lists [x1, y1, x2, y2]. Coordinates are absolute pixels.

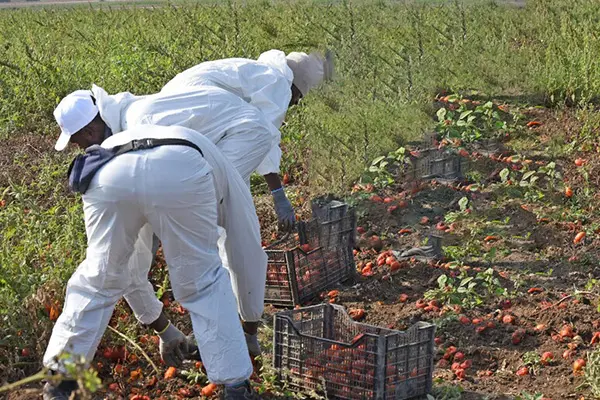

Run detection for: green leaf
[[459, 110, 473, 120], [458, 196, 469, 211], [371, 155, 386, 165], [460, 276, 474, 286], [499, 168, 510, 182], [437, 274, 448, 287], [437, 107, 447, 121], [522, 171, 536, 180]]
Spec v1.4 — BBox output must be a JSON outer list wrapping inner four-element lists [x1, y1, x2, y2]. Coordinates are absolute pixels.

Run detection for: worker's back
[[160, 50, 293, 129]]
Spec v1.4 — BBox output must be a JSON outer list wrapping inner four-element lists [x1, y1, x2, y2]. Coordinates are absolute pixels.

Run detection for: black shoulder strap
[[111, 138, 204, 157]]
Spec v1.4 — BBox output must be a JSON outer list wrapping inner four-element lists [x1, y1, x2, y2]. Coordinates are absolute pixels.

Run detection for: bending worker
[[43, 120, 262, 400], [161, 48, 334, 231]]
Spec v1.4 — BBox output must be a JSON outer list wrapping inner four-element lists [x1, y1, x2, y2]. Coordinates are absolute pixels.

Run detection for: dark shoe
[[42, 380, 78, 400], [221, 381, 261, 400]]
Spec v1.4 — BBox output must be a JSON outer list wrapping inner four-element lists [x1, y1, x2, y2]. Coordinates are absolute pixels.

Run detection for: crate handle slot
[[276, 313, 374, 348]]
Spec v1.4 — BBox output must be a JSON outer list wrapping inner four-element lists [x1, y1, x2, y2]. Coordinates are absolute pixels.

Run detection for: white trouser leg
[[122, 223, 164, 325], [43, 191, 146, 370]]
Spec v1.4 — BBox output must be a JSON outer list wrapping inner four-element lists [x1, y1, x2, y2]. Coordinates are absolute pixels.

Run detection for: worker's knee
[[168, 257, 221, 303], [68, 257, 132, 298]]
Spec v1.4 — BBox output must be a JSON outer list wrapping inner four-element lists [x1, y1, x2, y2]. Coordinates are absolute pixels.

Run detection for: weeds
[[585, 348, 600, 398], [428, 382, 463, 400]]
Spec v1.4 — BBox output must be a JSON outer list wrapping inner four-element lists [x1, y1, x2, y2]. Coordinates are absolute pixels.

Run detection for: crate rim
[[274, 304, 436, 346]]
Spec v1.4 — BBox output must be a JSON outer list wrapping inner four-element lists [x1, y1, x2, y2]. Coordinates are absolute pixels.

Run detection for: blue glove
[[272, 187, 296, 232]]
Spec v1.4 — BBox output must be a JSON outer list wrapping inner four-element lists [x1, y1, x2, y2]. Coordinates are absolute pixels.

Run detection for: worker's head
[[53, 90, 107, 151], [286, 50, 334, 106]]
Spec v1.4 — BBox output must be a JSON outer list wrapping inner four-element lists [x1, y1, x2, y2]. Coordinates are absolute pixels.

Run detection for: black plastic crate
[[264, 210, 356, 307], [273, 304, 436, 400], [408, 147, 469, 182], [311, 198, 357, 289]]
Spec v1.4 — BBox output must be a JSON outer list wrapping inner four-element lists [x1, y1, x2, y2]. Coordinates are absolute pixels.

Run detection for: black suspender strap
[[113, 138, 204, 157]]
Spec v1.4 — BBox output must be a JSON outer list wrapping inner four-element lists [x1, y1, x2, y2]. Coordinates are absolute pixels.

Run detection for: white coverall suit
[[160, 49, 294, 177], [43, 125, 254, 383], [90, 84, 273, 326]]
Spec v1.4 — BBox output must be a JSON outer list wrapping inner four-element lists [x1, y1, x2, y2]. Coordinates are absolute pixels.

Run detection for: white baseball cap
[[53, 90, 99, 151]]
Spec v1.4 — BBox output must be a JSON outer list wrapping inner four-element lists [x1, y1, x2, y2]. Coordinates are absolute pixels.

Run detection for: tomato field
[[4, 0, 600, 399]]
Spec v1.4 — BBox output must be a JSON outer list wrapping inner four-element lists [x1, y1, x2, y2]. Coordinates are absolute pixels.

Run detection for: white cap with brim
[[53, 89, 99, 151]]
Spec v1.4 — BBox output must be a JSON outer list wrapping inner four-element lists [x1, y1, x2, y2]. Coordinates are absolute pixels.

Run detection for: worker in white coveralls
[[52, 87, 272, 367], [51, 49, 333, 367], [42, 112, 262, 398], [161, 49, 334, 207]]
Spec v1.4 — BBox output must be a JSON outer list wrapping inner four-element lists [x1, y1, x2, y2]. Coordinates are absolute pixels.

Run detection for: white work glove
[[245, 332, 262, 357], [272, 187, 296, 233], [157, 323, 197, 367]]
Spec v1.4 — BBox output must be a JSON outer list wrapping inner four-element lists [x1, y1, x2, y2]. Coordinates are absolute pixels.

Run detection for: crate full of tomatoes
[[273, 304, 436, 400]]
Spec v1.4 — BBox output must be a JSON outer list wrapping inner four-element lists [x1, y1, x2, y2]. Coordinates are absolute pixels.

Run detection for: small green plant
[[181, 368, 208, 385], [585, 348, 600, 398], [476, 268, 508, 298], [425, 272, 482, 308], [361, 147, 407, 188], [521, 351, 542, 375], [500, 159, 563, 202], [445, 197, 470, 224], [435, 98, 508, 143], [425, 268, 507, 309]]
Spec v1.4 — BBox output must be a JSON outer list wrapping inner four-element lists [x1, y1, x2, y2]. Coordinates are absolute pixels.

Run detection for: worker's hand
[[245, 332, 262, 357], [157, 323, 197, 367], [272, 188, 295, 232]]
